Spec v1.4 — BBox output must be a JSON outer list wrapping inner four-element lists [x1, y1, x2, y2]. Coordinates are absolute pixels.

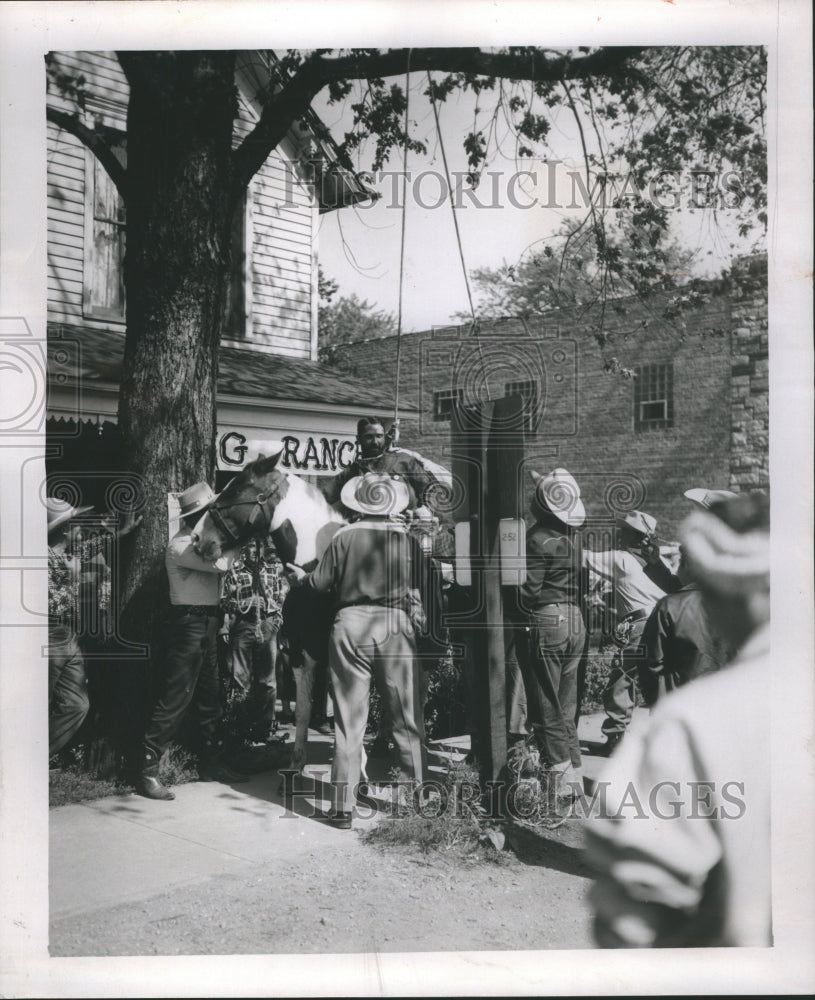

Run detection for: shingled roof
[[47, 324, 414, 413]]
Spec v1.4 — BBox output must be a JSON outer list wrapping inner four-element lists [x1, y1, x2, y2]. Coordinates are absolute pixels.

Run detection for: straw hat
[[340, 473, 410, 517], [177, 482, 217, 519], [530, 467, 585, 527], [683, 487, 738, 510], [46, 497, 93, 535], [615, 510, 658, 537]]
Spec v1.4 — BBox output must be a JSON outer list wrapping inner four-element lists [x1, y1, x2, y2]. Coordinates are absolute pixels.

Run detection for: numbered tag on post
[[454, 521, 472, 587], [499, 518, 526, 586]]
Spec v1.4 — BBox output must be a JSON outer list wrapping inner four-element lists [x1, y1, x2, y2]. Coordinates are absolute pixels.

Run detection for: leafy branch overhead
[[47, 45, 766, 321]]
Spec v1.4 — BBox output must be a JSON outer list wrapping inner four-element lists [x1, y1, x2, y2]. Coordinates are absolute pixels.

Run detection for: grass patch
[[49, 767, 130, 808], [49, 742, 198, 808], [361, 761, 511, 866]]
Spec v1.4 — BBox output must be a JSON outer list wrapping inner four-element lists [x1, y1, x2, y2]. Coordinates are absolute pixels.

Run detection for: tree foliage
[[317, 268, 397, 363], [457, 218, 695, 319]]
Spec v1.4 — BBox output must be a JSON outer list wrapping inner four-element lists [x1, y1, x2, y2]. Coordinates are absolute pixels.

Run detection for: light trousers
[[328, 605, 426, 813]]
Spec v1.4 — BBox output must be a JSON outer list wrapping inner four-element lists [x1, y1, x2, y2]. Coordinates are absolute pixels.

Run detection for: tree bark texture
[[117, 52, 238, 651]]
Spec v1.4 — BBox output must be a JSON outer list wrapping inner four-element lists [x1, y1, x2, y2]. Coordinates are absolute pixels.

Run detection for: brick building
[[331, 256, 768, 538]]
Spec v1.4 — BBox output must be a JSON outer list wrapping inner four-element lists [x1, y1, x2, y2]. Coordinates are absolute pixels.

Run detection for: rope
[[392, 50, 412, 436], [427, 70, 489, 402], [427, 70, 476, 326]]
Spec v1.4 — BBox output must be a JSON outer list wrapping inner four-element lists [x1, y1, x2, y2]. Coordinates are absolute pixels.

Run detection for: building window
[[634, 363, 674, 430], [83, 140, 126, 322], [433, 388, 463, 422], [505, 378, 541, 434]]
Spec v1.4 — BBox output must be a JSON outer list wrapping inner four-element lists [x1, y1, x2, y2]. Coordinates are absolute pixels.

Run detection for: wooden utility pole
[[450, 395, 525, 794]]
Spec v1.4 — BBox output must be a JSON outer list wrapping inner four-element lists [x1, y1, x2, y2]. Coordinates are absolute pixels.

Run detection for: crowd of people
[[47, 414, 770, 946]]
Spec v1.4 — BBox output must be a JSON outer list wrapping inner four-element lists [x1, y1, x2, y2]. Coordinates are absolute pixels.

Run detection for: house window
[[433, 388, 463, 422], [224, 186, 253, 340], [634, 363, 674, 430], [505, 378, 541, 434], [83, 140, 126, 322]]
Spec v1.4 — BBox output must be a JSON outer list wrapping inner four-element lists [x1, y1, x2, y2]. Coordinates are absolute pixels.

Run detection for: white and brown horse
[[193, 451, 347, 774]]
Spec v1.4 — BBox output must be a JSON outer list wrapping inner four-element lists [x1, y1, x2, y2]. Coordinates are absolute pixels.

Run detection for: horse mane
[[218, 454, 280, 496]]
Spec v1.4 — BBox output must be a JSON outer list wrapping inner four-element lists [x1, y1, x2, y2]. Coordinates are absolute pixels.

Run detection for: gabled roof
[[47, 324, 415, 413]]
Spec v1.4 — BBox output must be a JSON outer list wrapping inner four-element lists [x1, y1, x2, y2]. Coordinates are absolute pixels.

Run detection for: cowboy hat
[[341, 473, 410, 517], [46, 497, 93, 535], [530, 467, 585, 527], [616, 510, 658, 537], [177, 482, 217, 519], [683, 487, 738, 510]]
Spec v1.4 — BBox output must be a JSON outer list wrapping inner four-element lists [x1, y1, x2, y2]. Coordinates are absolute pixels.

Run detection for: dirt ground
[[50, 817, 594, 956]]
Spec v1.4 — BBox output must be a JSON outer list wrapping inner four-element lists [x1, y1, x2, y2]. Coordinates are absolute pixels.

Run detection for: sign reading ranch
[[218, 431, 357, 476]]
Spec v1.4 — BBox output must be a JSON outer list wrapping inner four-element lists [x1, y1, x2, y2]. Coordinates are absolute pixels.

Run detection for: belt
[[337, 596, 406, 613], [234, 611, 281, 625], [169, 604, 219, 618]]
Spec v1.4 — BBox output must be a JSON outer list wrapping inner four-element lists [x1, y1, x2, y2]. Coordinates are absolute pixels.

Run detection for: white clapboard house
[[45, 50, 410, 505]]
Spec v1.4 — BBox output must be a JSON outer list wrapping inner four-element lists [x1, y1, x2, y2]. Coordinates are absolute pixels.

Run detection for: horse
[[193, 450, 347, 776]]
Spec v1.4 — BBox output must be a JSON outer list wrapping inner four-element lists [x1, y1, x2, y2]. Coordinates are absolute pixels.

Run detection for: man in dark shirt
[[518, 468, 588, 796], [639, 557, 733, 706], [290, 473, 435, 829], [323, 416, 440, 514]]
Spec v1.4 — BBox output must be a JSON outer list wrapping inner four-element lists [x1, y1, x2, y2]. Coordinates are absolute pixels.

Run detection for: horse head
[[193, 450, 346, 568]]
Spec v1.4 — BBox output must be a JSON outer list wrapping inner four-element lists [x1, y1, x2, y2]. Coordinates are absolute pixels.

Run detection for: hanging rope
[[392, 51, 412, 441], [391, 63, 486, 436], [426, 70, 491, 402], [426, 70, 477, 326]]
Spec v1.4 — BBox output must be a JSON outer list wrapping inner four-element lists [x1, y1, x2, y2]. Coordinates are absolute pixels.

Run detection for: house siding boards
[[331, 270, 768, 539], [46, 50, 317, 359]]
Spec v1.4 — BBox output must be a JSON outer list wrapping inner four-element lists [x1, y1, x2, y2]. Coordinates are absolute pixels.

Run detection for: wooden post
[[451, 396, 525, 793]]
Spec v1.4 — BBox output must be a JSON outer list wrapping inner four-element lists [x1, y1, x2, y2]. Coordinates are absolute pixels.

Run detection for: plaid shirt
[[221, 555, 288, 620], [48, 547, 79, 622]]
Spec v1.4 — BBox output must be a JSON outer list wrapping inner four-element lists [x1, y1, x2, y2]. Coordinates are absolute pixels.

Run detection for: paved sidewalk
[[50, 710, 636, 926], [50, 731, 370, 922]]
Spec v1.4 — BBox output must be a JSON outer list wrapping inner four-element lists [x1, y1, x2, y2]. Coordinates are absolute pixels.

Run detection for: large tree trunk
[[116, 52, 238, 676]]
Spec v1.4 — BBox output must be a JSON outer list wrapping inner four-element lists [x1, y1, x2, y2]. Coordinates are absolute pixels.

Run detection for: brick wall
[[333, 262, 768, 539], [728, 258, 770, 491]]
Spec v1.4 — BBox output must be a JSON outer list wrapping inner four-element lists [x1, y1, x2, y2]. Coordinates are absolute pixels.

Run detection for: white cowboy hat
[[177, 482, 217, 519], [616, 510, 658, 537], [530, 467, 585, 527], [683, 487, 738, 510], [46, 497, 93, 535], [341, 473, 410, 517]]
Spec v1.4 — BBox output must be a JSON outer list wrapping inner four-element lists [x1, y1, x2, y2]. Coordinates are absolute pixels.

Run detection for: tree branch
[[46, 106, 128, 201], [116, 50, 147, 90], [232, 46, 646, 195]]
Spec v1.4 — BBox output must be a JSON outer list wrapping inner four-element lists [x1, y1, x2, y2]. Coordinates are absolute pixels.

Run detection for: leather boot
[[133, 745, 175, 800]]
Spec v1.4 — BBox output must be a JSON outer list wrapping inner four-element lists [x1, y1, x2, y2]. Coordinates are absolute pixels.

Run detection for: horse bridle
[[207, 490, 276, 548]]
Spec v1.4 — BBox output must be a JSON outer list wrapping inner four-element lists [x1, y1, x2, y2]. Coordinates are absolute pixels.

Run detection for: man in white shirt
[[134, 482, 244, 800], [583, 511, 666, 752]]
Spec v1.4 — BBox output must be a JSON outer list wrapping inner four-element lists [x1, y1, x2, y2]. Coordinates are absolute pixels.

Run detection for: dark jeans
[[144, 613, 221, 757], [601, 619, 647, 737], [227, 618, 278, 726], [49, 625, 89, 756], [527, 603, 586, 767]]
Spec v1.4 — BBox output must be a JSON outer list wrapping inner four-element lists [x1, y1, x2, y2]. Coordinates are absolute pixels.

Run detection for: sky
[[313, 66, 759, 333]]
